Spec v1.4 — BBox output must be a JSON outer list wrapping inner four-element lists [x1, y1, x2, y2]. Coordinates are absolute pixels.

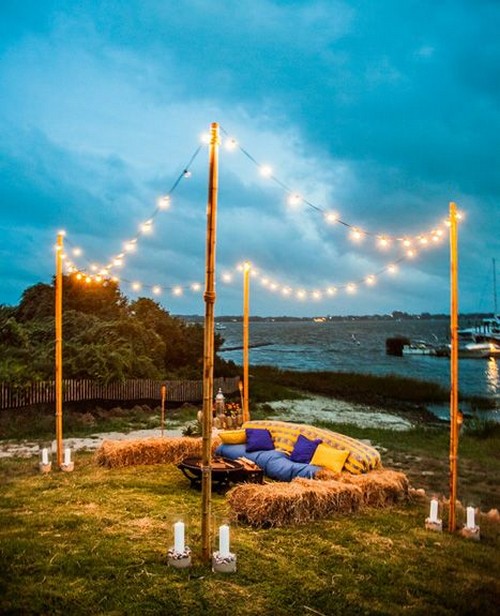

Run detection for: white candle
[[41, 448, 49, 465], [64, 448, 71, 465], [429, 498, 439, 523], [219, 524, 230, 558], [466, 506, 475, 529], [174, 521, 185, 553]]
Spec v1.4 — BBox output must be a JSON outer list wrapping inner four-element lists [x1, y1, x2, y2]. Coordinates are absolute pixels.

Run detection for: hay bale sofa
[[215, 419, 382, 480], [217, 421, 408, 527]]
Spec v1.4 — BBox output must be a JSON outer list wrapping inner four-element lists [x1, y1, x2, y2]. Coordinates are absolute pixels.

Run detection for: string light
[[59, 126, 466, 309], [219, 124, 455, 251]]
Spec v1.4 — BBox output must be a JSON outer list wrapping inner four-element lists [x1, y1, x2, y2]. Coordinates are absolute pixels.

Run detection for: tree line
[[0, 276, 236, 384]]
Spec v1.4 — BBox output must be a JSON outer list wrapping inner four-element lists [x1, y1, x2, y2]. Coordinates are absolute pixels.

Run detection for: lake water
[[218, 320, 500, 417]]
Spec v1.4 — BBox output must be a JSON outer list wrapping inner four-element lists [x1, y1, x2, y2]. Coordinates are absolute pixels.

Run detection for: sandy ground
[[263, 395, 413, 431], [0, 395, 412, 459]]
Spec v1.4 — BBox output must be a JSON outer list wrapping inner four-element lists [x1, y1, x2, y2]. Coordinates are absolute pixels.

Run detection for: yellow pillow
[[310, 443, 349, 473], [219, 429, 246, 445]]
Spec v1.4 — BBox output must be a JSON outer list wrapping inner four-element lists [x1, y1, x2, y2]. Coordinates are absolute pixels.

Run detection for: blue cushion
[[245, 428, 274, 453], [290, 434, 322, 463], [215, 444, 320, 481], [265, 454, 319, 481]]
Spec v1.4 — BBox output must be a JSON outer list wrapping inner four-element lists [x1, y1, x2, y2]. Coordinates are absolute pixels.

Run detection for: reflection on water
[[486, 358, 499, 395]]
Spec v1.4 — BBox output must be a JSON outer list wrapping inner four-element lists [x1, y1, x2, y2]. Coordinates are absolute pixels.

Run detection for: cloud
[[0, 0, 498, 316]]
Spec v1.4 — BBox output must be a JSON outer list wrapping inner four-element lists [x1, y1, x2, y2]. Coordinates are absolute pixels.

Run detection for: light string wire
[[62, 145, 203, 278], [218, 254, 408, 302], [60, 127, 460, 303], [219, 125, 452, 249]]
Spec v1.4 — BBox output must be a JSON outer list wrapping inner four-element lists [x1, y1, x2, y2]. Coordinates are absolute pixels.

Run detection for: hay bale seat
[[95, 436, 221, 468], [227, 470, 409, 527]]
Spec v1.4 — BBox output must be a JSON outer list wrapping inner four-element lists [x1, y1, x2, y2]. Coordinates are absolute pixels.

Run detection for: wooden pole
[[201, 122, 219, 561], [448, 202, 459, 532], [161, 385, 166, 437], [55, 231, 64, 467], [242, 261, 251, 422]]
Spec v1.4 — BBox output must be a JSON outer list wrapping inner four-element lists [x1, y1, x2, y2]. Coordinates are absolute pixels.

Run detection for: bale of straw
[[338, 469, 409, 507], [226, 478, 362, 528], [95, 436, 221, 468]]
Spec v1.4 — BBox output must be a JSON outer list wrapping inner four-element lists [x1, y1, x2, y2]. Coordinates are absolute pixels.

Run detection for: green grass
[[1, 369, 499, 614], [248, 365, 497, 411], [0, 402, 203, 441], [1, 453, 499, 615]]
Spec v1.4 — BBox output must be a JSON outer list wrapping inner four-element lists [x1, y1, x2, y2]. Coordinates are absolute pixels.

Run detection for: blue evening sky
[[1, 0, 499, 317]]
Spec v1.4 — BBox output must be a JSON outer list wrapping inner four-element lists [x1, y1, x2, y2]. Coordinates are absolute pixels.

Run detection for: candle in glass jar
[[41, 448, 49, 465], [174, 521, 185, 553], [64, 448, 71, 465], [219, 524, 230, 558], [466, 506, 475, 529], [429, 498, 439, 523]]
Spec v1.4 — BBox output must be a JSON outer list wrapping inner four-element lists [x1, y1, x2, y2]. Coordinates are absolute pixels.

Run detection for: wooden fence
[[0, 377, 241, 410]]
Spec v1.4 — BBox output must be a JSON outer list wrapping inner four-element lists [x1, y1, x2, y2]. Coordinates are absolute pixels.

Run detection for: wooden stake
[[449, 202, 459, 532], [55, 232, 64, 468], [201, 122, 219, 561], [161, 385, 166, 437]]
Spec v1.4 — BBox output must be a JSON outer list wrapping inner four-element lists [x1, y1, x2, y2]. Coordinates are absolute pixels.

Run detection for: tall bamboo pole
[[201, 122, 219, 561], [448, 202, 459, 532], [55, 231, 64, 467], [242, 261, 251, 422]]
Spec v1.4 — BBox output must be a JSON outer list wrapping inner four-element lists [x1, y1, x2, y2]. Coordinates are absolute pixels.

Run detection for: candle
[[64, 448, 71, 465], [219, 524, 230, 558], [466, 506, 475, 529], [41, 448, 49, 465], [429, 498, 439, 523], [174, 521, 185, 553]]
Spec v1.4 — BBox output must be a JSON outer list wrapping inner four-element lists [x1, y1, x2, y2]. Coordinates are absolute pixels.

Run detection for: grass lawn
[[1, 425, 499, 615]]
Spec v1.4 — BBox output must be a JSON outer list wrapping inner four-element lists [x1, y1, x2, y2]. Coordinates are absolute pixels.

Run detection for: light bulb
[[259, 165, 273, 178], [324, 211, 339, 224], [158, 196, 171, 209], [152, 285, 161, 295], [200, 132, 211, 144], [173, 286, 183, 296], [287, 193, 302, 207], [225, 138, 238, 151], [131, 282, 142, 291]]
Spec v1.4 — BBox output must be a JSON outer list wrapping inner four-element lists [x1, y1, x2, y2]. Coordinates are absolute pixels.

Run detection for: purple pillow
[[245, 428, 275, 453], [290, 434, 322, 464]]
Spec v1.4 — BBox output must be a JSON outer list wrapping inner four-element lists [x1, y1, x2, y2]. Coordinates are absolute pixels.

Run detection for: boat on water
[[215, 323, 227, 331], [435, 340, 500, 359], [402, 340, 437, 356], [386, 336, 500, 359], [457, 315, 500, 345]]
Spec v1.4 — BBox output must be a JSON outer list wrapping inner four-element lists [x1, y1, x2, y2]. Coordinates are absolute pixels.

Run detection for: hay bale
[[95, 436, 221, 468], [339, 469, 409, 507], [226, 478, 362, 528]]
